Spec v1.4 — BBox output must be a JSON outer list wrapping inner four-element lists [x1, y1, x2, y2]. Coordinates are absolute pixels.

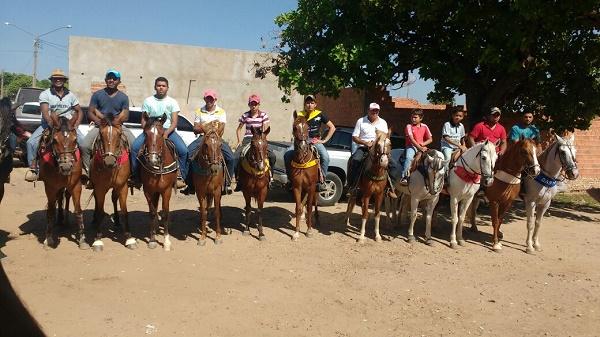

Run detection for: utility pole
[[4, 22, 72, 88], [1, 70, 4, 97]]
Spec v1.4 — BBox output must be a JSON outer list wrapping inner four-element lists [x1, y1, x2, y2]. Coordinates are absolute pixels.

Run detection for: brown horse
[[290, 116, 320, 241], [345, 130, 391, 243], [192, 121, 226, 245], [38, 117, 87, 249], [486, 138, 540, 252], [89, 118, 133, 251], [238, 126, 270, 240], [137, 114, 178, 250], [0, 97, 14, 205]]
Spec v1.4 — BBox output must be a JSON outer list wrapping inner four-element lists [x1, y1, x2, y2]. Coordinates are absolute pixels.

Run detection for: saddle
[[92, 129, 130, 166], [137, 138, 178, 175], [291, 144, 323, 182]]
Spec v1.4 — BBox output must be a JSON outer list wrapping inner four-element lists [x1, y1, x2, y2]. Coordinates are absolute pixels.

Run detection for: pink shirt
[[405, 123, 432, 147], [469, 121, 507, 152]]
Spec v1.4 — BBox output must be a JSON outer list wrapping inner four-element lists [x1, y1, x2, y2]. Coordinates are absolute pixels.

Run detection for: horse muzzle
[[209, 163, 221, 175], [103, 154, 118, 168], [58, 160, 74, 176], [482, 175, 494, 187], [379, 154, 389, 168], [566, 168, 579, 180]]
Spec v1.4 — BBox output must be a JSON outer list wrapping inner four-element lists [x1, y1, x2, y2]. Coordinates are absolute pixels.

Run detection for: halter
[[243, 135, 269, 175], [423, 153, 445, 194], [365, 135, 390, 181], [51, 125, 79, 175], [292, 119, 314, 166], [456, 144, 494, 183], [139, 124, 178, 175], [199, 129, 223, 173], [98, 123, 124, 165], [554, 140, 578, 178]]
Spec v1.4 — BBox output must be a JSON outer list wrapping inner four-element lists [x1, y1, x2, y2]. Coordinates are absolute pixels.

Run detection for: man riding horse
[[284, 94, 336, 192], [25, 69, 83, 182]]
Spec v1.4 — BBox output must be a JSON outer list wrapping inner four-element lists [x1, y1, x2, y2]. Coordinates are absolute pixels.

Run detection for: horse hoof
[[375, 236, 382, 243], [225, 228, 232, 235], [126, 243, 138, 250], [306, 231, 313, 238], [164, 245, 172, 252], [43, 238, 54, 249], [498, 231, 504, 239], [492, 245, 502, 253], [534, 245, 543, 252], [407, 236, 416, 243], [526, 247, 535, 255], [79, 242, 90, 250], [198, 240, 206, 247], [259, 235, 266, 242], [148, 241, 158, 249], [450, 242, 458, 249], [92, 245, 103, 252], [356, 237, 365, 244], [215, 238, 223, 245], [291, 235, 299, 242], [242, 230, 250, 236], [458, 240, 466, 246], [425, 239, 434, 246]]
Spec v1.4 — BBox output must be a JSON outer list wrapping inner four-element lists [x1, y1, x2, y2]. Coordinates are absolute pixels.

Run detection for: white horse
[[394, 150, 447, 245], [522, 134, 578, 254], [447, 141, 498, 248]]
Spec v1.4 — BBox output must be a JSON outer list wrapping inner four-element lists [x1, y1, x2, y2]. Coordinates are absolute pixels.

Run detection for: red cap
[[248, 94, 261, 104], [203, 89, 218, 99]]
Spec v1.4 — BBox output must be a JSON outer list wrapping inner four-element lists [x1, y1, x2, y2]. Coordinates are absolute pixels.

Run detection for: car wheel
[[318, 172, 343, 206]]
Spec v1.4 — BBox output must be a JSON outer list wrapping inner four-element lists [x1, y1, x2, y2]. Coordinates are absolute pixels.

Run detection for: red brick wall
[[317, 88, 600, 178]]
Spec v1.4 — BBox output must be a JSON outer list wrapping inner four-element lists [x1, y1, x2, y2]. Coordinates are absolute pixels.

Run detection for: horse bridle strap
[[494, 169, 521, 185]]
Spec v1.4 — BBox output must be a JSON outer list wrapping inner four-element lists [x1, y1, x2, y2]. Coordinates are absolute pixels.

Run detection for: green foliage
[[1, 72, 50, 99], [263, 0, 600, 131]]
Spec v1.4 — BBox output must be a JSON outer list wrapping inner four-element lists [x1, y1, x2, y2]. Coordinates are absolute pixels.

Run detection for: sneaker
[[400, 177, 409, 186], [176, 179, 187, 189], [181, 186, 195, 195], [387, 188, 398, 199], [128, 177, 142, 190], [234, 183, 242, 192], [224, 184, 233, 195], [25, 169, 38, 182]]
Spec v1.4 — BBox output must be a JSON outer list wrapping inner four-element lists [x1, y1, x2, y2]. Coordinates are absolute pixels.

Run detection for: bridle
[[51, 121, 78, 175], [199, 129, 223, 172], [293, 119, 313, 164]]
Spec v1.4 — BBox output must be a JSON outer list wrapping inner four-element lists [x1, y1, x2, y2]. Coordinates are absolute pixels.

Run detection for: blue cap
[[105, 69, 121, 79]]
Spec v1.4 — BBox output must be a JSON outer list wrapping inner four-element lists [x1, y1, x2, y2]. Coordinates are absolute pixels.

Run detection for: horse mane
[[202, 121, 225, 137], [496, 138, 536, 169]]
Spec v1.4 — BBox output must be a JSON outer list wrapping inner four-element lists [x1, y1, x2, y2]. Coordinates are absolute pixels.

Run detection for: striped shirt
[[239, 110, 270, 137]]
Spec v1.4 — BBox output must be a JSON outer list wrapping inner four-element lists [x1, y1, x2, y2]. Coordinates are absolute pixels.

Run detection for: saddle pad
[[94, 149, 129, 164], [41, 148, 81, 166]]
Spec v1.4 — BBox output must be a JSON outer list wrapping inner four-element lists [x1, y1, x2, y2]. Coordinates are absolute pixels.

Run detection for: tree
[[2, 72, 51, 100], [262, 0, 600, 131]]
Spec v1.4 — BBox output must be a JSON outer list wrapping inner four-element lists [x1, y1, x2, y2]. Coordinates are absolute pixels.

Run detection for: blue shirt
[[509, 124, 540, 142], [89, 89, 129, 117]]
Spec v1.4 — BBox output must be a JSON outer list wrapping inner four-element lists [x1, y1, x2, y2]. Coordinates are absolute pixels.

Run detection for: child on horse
[[440, 109, 467, 171], [283, 95, 336, 192], [399, 109, 432, 185]]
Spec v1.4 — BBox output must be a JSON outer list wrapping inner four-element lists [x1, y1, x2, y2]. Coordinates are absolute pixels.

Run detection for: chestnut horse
[[344, 131, 392, 243], [290, 116, 320, 241], [238, 126, 270, 240], [486, 138, 540, 252], [0, 97, 14, 205], [89, 118, 132, 251], [192, 121, 226, 245], [137, 114, 178, 250], [39, 117, 87, 249]]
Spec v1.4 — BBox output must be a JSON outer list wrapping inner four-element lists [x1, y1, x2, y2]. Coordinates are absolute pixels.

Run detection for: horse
[[137, 114, 178, 250], [0, 98, 14, 205], [290, 116, 320, 241], [238, 126, 270, 240], [89, 117, 133, 251], [522, 134, 578, 254], [446, 140, 497, 248], [486, 138, 540, 252], [394, 149, 447, 245], [38, 116, 87, 249], [192, 120, 226, 245], [344, 130, 391, 243]]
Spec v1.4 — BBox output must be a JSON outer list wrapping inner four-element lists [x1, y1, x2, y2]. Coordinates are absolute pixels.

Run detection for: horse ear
[[68, 116, 77, 130], [217, 121, 225, 137], [264, 126, 271, 136], [293, 110, 297, 119], [160, 113, 167, 124]]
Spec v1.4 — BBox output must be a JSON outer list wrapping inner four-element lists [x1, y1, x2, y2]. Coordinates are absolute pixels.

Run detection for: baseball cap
[[203, 89, 218, 100], [248, 94, 261, 104], [490, 107, 501, 115], [304, 94, 316, 102], [369, 102, 381, 110], [105, 69, 121, 80]]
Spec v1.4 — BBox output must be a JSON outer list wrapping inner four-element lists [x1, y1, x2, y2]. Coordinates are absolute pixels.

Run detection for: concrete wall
[[68, 36, 303, 143]]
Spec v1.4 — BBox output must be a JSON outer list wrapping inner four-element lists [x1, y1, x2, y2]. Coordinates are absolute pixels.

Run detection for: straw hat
[[48, 68, 68, 80]]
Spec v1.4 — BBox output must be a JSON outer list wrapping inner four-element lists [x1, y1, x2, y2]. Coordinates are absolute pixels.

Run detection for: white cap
[[369, 102, 380, 110]]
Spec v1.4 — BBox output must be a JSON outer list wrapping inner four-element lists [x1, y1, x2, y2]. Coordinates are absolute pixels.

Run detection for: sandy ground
[[1, 167, 600, 337]]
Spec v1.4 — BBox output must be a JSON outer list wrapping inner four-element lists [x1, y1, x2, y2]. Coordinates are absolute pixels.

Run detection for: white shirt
[[352, 116, 389, 152], [194, 105, 227, 124]]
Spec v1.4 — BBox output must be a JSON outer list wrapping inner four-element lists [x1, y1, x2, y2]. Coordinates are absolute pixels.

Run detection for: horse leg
[[400, 194, 410, 227], [305, 191, 315, 238], [111, 189, 121, 229], [457, 196, 474, 246], [374, 193, 384, 243], [147, 192, 160, 249], [257, 186, 268, 241], [118, 186, 135, 250], [213, 193, 223, 245], [242, 193, 252, 236], [533, 201, 550, 252], [292, 188, 302, 241], [449, 196, 460, 248], [56, 188, 64, 227], [64, 191, 71, 227], [44, 186, 58, 249], [407, 197, 419, 243], [70, 184, 89, 250], [525, 200, 537, 254], [197, 194, 208, 246], [313, 198, 320, 230], [161, 187, 173, 251], [469, 197, 480, 232], [357, 195, 369, 244], [345, 194, 356, 228], [489, 201, 501, 252], [424, 196, 439, 246], [92, 191, 107, 252]]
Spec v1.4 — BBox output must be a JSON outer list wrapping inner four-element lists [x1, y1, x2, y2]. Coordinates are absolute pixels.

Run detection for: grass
[[553, 191, 600, 211]]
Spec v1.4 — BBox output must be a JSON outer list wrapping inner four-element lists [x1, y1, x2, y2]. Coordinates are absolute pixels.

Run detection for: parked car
[[269, 126, 405, 206]]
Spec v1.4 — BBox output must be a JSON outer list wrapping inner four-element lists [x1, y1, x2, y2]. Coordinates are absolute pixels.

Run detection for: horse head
[[479, 140, 498, 186], [292, 116, 309, 152], [51, 117, 79, 175], [97, 115, 124, 168], [555, 133, 579, 180], [423, 149, 446, 194], [516, 139, 541, 177], [200, 121, 224, 174], [143, 113, 167, 168], [370, 130, 391, 169], [249, 126, 270, 171]]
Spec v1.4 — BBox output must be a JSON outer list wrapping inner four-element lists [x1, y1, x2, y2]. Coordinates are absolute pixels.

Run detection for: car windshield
[[22, 104, 40, 115]]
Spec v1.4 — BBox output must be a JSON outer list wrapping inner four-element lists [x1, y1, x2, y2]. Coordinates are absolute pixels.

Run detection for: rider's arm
[[236, 122, 244, 145], [115, 107, 129, 125], [88, 94, 105, 124], [193, 122, 204, 135], [165, 110, 178, 136], [73, 105, 83, 127], [40, 102, 55, 127], [320, 121, 336, 144], [352, 136, 371, 147], [499, 138, 507, 155]]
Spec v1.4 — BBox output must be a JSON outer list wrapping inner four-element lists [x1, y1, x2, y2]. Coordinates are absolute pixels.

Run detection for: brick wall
[[317, 88, 600, 179]]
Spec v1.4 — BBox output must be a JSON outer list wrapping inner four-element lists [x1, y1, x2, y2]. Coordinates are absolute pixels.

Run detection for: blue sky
[[0, 0, 462, 105]]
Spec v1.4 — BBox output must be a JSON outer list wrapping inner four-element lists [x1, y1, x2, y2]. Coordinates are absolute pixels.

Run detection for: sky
[[0, 0, 463, 105]]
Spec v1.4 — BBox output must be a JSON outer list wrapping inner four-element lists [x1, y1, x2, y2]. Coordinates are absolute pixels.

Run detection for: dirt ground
[[1, 167, 599, 337]]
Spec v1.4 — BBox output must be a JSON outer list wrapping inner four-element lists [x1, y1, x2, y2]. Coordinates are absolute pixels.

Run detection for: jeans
[[80, 125, 135, 172], [131, 131, 189, 179], [27, 125, 84, 167], [347, 146, 369, 188], [8, 134, 16, 151], [187, 135, 235, 181], [284, 142, 329, 179], [441, 146, 454, 170], [401, 145, 418, 178]]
